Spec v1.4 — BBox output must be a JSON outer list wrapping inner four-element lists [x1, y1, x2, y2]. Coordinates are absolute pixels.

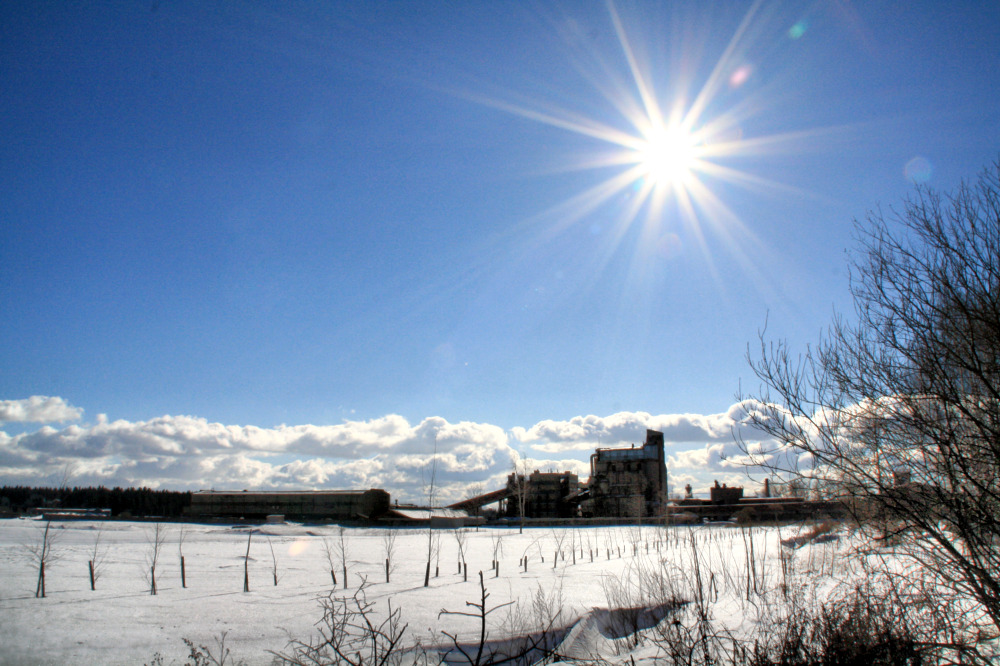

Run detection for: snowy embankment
[[0, 519, 853, 664]]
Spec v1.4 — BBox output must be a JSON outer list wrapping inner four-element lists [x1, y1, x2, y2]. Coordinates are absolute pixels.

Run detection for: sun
[[635, 124, 699, 189], [457, 0, 811, 284]]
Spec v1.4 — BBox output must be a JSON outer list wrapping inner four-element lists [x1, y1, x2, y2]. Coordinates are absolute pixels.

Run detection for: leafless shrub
[[438, 571, 561, 666], [146, 631, 246, 666], [271, 578, 408, 666], [747, 583, 924, 666]]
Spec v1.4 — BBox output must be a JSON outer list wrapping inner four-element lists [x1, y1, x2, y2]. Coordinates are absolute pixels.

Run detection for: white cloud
[[0, 397, 790, 502], [0, 396, 82, 424]]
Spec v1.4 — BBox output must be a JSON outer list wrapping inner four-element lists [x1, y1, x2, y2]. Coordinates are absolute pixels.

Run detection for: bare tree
[[27, 521, 60, 598], [509, 460, 529, 535], [453, 527, 468, 578], [321, 537, 338, 587], [549, 529, 567, 569], [467, 482, 485, 531], [433, 530, 445, 579], [88, 526, 110, 591], [267, 536, 280, 586], [423, 444, 439, 588], [333, 526, 349, 590], [381, 529, 398, 583], [740, 159, 1000, 660], [489, 531, 504, 574], [57, 462, 77, 490], [145, 523, 167, 595]]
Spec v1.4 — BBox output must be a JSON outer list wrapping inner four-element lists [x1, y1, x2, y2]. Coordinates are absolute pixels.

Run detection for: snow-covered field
[[0, 518, 850, 665]]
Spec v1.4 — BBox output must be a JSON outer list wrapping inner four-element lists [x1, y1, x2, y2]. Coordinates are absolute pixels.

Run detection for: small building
[[186, 489, 391, 521], [505, 470, 579, 519], [710, 481, 743, 504]]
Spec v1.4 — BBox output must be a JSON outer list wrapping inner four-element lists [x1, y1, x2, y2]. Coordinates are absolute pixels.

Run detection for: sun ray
[[683, 0, 766, 131], [444, 0, 848, 308], [606, 3, 665, 134]]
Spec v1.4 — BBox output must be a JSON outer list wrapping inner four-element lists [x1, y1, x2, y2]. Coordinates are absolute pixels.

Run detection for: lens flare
[[904, 156, 932, 183]]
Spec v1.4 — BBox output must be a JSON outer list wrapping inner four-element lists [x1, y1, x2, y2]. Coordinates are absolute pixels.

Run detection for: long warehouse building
[[186, 489, 391, 521]]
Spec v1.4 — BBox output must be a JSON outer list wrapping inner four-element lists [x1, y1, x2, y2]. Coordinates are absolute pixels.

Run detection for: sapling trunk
[[243, 530, 252, 593], [177, 526, 187, 590], [88, 561, 95, 591], [145, 523, 165, 596], [30, 522, 58, 599], [267, 537, 278, 587]]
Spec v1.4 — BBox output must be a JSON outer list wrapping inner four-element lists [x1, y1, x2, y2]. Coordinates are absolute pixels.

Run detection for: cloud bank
[[0, 397, 781, 503]]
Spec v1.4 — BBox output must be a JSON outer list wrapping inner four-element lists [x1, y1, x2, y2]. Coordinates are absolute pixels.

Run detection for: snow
[[0, 518, 851, 665]]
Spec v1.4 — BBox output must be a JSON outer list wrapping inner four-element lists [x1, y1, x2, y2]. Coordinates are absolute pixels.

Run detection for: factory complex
[[185, 429, 844, 525]]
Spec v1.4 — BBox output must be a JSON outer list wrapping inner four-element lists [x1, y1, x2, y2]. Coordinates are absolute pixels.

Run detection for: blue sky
[[2, 1, 998, 502]]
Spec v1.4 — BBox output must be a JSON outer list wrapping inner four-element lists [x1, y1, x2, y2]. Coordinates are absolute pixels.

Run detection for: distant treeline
[[0, 485, 192, 517]]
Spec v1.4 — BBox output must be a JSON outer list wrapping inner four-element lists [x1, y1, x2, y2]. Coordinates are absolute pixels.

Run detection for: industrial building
[[584, 429, 668, 518], [504, 470, 580, 519], [672, 479, 846, 522], [186, 489, 391, 521], [452, 429, 671, 521]]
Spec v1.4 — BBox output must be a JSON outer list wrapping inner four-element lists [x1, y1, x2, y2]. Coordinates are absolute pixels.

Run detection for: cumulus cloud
[[0, 397, 789, 502], [0, 408, 520, 503], [0, 396, 82, 424], [512, 404, 766, 451]]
